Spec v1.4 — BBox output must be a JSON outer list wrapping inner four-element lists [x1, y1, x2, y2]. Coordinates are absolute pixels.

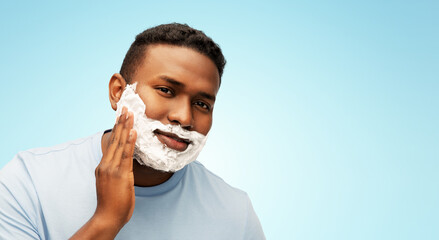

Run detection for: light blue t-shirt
[[0, 131, 264, 239]]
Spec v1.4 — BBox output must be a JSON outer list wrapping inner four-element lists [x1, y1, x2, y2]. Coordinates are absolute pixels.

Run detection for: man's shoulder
[[0, 132, 105, 240], [186, 161, 249, 202], [181, 161, 264, 237], [20, 131, 103, 159], [1, 131, 104, 181]]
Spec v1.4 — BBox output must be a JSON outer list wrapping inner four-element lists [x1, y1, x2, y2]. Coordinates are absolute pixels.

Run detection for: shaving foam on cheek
[[115, 83, 208, 172]]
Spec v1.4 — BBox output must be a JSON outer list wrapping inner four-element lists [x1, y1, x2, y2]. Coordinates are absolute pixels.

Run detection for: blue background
[[1, 1, 438, 239]]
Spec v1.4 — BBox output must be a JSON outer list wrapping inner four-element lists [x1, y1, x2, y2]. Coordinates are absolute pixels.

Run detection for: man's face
[[129, 44, 220, 151]]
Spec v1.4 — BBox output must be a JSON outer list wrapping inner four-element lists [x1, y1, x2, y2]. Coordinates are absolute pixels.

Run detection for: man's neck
[[132, 160, 173, 187], [101, 131, 173, 187]]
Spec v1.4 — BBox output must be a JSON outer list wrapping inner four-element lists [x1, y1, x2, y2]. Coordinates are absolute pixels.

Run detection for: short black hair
[[120, 23, 226, 84]]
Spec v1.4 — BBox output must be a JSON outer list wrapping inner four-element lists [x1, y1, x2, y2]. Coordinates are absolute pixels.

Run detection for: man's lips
[[153, 130, 190, 152]]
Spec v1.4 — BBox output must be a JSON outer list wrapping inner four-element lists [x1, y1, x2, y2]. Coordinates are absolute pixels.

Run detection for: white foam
[[116, 83, 207, 172]]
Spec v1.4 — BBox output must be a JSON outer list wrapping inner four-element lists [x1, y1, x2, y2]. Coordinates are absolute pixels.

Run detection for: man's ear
[[109, 73, 127, 111]]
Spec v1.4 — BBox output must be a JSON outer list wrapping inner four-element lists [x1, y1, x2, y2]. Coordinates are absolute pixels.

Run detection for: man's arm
[[244, 194, 266, 240], [0, 155, 41, 240], [70, 107, 137, 240]]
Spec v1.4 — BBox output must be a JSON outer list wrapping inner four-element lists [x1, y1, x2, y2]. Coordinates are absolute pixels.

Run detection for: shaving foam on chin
[[115, 83, 208, 172]]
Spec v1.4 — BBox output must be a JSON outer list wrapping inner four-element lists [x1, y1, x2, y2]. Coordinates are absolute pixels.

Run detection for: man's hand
[[95, 106, 137, 227], [70, 106, 137, 239]]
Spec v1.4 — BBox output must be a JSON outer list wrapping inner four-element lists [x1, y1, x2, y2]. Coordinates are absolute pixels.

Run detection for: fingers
[[119, 129, 137, 173], [112, 111, 134, 168], [101, 107, 129, 164]]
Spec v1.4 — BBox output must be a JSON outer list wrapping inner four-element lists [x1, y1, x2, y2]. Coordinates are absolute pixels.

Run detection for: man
[[0, 23, 265, 239]]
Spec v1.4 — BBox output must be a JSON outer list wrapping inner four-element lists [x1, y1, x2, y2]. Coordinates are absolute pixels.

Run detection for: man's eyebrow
[[199, 92, 216, 102], [159, 75, 184, 87]]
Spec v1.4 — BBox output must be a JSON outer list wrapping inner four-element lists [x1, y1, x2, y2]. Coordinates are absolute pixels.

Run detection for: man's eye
[[194, 101, 210, 111], [157, 87, 172, 95]]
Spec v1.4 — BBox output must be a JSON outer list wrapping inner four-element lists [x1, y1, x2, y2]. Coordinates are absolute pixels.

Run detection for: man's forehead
[[145, 45, 218, 75], [137, 44, 220, 92]]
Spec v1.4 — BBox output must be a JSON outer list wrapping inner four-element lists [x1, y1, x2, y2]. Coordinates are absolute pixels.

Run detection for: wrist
[[69, 212, 125, 240], [89, 213, 125, 238]]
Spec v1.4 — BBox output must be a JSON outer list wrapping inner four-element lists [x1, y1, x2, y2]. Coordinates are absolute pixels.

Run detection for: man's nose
[[167, 98, 193, 130]]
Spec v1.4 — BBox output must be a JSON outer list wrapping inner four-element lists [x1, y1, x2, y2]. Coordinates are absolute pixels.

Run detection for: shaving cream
[[115, 83, 208, 172]]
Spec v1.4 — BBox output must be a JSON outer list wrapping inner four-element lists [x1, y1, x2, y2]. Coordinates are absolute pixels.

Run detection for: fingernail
[[122, 107, 127, 115]]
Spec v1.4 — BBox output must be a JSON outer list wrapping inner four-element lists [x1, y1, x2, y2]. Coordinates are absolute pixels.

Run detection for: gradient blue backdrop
[[1, 1, 438, 239]]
